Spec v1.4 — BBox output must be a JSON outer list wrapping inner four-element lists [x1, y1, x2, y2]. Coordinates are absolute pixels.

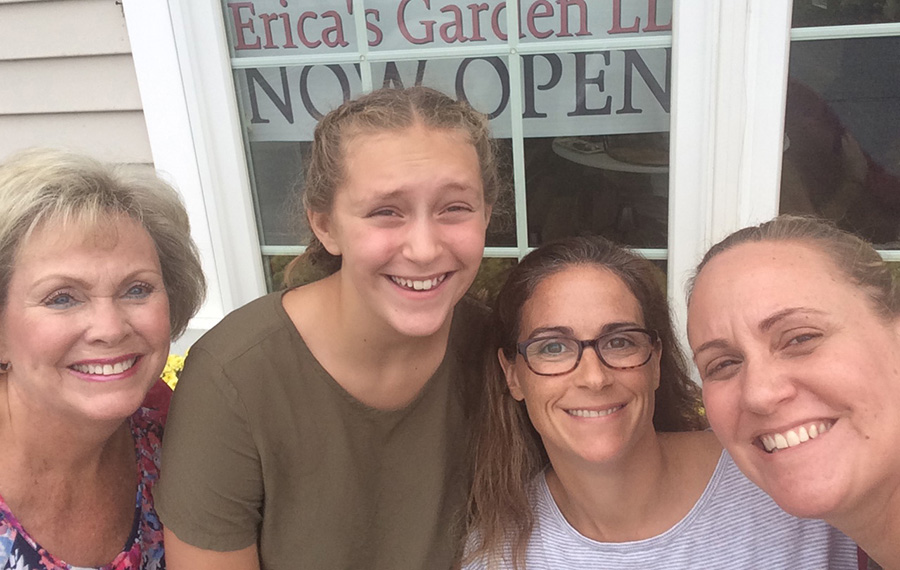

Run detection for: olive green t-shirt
[[156, 291, 489, 570]]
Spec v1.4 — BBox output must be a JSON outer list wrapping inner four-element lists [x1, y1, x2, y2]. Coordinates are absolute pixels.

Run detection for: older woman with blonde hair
[[0, 148, 205, 569]]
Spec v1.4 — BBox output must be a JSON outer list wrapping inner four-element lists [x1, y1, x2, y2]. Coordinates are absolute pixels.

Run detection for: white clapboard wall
[[0, 0, 151, 164]]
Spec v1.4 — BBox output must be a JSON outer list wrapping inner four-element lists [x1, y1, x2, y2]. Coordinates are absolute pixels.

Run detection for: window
[[223, 0, 675, 294], [124, 1, 803, 341], [782, 3, 900, 258]]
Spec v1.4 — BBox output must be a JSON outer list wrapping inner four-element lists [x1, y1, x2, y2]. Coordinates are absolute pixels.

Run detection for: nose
[[402, 217, 442, 265], [85, 298, 132, 345], [572, 346, 613, 391], [739, 358, 797, 415]]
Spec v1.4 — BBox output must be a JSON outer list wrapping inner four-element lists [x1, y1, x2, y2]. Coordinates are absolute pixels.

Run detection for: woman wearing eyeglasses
[[460, 236, 856, 570]]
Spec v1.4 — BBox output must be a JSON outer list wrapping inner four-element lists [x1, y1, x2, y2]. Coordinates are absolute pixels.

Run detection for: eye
[[529, 337, 576, 360], [779, 329, 824, 357], [603, 335, 638, 351], [445, 204, 474, 213], [42, 290, 78, 309], [367, 208, 399, 217], [124, 282, 155, 299], [702, 356, 743, 381], [786, 332, 820, 346]]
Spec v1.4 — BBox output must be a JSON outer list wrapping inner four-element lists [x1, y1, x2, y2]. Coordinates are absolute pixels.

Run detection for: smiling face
[[688, 240, 900, 520], [0, 215, 171, 424], [502, 265, 661, 468], [310, 122, 490, 339]]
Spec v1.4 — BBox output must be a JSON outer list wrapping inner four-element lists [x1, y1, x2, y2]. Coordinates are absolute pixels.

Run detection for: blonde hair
[[284, 86, 502, 285], [0, 148, 205, 338]]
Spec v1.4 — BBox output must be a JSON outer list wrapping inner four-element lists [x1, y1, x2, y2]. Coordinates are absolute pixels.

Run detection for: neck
[[1, 382, 129, 475], [830, 482, 900, 570], [320, 271, 454, 360], [299, 273, 455, 409], [545, 430, 719, 543], [546, 430, 671, 542]]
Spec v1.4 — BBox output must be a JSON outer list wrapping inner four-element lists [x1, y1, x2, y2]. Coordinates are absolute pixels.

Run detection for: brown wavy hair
[[464, 236, 706, 569], [284, 86, 503, 286]]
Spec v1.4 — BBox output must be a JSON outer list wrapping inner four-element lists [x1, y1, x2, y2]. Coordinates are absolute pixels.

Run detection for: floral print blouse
[[0, 383, 170, 570]]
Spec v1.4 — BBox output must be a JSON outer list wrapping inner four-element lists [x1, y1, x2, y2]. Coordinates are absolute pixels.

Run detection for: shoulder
[[190, 291, 293, 366]]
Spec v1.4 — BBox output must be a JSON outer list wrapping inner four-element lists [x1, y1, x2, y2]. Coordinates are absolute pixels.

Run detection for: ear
[[498, 348, 525, 401], [307, 209, 341, 256], [484, 204, 493, 223]]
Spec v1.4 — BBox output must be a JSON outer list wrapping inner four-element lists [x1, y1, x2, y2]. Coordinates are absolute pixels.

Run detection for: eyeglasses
[[516, 328, 659, 376]]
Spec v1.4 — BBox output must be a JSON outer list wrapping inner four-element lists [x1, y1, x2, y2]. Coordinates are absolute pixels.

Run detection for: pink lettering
[[556, 0, 589, 37], [609, 0, 640, 34], [527, 0, 554, 40], [398, 0, 435, 45], [227, 2, 261, 50]]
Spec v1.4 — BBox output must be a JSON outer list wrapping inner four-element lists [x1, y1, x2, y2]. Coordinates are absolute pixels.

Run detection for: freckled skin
[[688, 241, 900, 523], [503, 266, 661, 470], [311, 123, 490, 340]]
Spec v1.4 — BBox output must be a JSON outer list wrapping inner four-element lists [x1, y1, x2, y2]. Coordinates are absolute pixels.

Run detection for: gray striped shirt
[[464, 451, 857, 569]]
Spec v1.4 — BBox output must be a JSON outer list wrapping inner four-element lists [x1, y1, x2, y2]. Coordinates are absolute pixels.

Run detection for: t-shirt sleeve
[[155, 346, 263, 551]]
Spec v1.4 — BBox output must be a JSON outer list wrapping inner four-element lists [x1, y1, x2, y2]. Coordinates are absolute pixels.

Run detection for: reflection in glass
[[781, 37, 900, 248], [792, 0, 900, 27], [524, 136, 668, 248], [519, 47, 670, 248]]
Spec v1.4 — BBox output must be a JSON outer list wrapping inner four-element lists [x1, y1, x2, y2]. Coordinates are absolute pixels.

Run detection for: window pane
[[522, 49, 670, 247], [781, 37, 900, 248], [792, 1, 900, 27], [233, 58, 517, 248]]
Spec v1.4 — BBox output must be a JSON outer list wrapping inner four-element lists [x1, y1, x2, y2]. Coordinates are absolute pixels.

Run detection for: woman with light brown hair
[[157, 86, 501, 570], [688, 215, 900, 569], [463, 235, 856, 569]]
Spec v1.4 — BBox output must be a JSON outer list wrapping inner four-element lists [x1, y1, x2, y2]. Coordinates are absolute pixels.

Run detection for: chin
[[756, 474, 846, 520], [76, 388, 151, 423]]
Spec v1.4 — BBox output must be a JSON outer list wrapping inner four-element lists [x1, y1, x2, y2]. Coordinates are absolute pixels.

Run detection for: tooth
[[809, 424, 819, 438], [798, 426, 809, 442], [412, 280, 423, 290], [103, 364, 113, 375], [762, 436, 776, 452], [774, 434, 789, 449], [786, 430, 801, 447], [819, 422, 828, 434]]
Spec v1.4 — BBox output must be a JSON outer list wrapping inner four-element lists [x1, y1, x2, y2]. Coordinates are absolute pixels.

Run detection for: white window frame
[[124, 0, 795, 348]]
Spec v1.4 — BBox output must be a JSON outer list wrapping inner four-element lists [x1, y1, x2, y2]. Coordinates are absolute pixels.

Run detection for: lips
[[389, 273, 448, 291], [758, 420, 835, 453]]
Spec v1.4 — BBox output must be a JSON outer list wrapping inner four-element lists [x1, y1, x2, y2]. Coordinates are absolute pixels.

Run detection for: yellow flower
[[161, 350, 188, 390]]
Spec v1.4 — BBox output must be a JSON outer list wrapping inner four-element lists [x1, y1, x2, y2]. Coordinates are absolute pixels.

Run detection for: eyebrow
[[758, 307, 827, 332], [525, 321, 643, 339], [692, 307, 827, 357], [32, 269, 161, 291]]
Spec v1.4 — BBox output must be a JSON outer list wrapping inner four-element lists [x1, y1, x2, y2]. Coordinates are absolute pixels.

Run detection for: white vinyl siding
[[0, 0, 151, 164]]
